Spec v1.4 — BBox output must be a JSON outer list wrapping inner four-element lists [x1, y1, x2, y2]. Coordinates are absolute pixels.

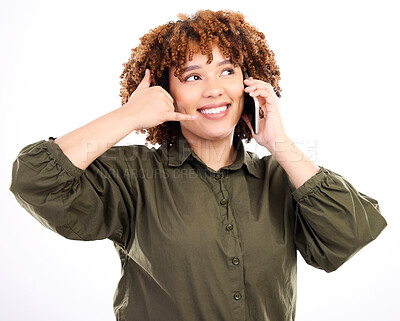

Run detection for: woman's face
[[169, 46, 244, 144]]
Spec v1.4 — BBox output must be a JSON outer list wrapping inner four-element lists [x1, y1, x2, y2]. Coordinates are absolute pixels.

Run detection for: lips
[[197, 102, 231, 115], [198, 105, 229, 114], [196, 103, 231, 119]]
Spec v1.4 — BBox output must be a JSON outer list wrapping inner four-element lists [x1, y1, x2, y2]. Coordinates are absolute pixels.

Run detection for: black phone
[[243, 71, 259, 134]]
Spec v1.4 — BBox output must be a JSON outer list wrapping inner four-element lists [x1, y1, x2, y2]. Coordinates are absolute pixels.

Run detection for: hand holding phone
[[243, 71, 259, 134]]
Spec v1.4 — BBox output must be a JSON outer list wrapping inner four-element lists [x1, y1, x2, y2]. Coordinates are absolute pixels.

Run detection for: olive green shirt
[[10, 134, 386, 321]]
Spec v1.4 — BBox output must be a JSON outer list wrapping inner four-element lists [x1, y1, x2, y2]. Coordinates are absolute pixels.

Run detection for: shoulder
[[96, 144, 167, 170], [246, 151, 293, 189], [245, 150, 284, 175]]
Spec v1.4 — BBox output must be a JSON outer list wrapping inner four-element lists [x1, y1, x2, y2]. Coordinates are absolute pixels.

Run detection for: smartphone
[[243, 71, 259, 134]]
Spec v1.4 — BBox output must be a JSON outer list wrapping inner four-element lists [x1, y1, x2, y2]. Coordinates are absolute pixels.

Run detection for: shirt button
[[233, 292, 242, 300], [226, 224, 233, 231], [215, 173, 222, 180], [232, 257, 240, 265], [220, 199, 227, 205]]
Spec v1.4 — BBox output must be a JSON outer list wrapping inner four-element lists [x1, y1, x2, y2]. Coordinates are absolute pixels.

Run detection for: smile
[[197, 104, 231, 115]]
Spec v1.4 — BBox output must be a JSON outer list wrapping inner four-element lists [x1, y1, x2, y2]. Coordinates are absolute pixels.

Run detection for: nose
[[202, 76, 224, 98]]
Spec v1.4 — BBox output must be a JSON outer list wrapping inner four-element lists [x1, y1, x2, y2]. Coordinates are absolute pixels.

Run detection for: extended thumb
[[137, 69, 151, 89]]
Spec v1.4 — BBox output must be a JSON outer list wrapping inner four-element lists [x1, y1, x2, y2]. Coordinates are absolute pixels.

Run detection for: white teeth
[[199, 105, 228, 115]]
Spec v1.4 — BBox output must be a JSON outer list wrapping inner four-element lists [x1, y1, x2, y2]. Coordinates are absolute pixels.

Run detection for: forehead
[[168, 43, 237, 79]]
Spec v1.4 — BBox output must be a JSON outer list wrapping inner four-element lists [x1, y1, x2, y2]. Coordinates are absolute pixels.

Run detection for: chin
[[180, 121, 238, 143], [202, 128, 235, 141]]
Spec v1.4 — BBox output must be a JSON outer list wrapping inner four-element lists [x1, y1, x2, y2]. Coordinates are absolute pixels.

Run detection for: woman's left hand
[[242, 78, 288, 153], [242, 77, 320, 188]]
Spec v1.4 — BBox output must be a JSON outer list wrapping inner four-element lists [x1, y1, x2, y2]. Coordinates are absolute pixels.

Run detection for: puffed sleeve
[[10, 139, 135, 248], [292, 167, 387, 272]]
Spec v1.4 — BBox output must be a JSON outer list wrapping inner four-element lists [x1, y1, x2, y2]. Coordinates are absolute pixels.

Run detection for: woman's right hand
[[124, 69, 196, 130], [54, 69, 195, 170]]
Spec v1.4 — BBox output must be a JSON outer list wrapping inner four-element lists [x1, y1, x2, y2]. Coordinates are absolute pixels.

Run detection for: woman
[[10, 9, 386, 321]]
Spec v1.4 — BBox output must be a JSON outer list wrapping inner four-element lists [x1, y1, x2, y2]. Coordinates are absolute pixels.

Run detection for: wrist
[[265, 136, 294, 160], [269, 138, 309, 165], [116, 105, 143, 132]]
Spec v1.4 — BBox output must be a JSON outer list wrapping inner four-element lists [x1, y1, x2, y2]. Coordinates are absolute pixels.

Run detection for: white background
[[1, 0, 399, 320]]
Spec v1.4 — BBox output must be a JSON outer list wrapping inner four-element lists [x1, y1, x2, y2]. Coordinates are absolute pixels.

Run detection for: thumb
[[137, 69, 151, 89]]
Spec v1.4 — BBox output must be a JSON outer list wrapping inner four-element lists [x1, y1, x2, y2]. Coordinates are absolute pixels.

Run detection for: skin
[[242, 74, 320, 188], [168, 46, 320, 187], [55, 45, 319, 188], [168, 47, 245, 171], [54, 69, 196, 170]]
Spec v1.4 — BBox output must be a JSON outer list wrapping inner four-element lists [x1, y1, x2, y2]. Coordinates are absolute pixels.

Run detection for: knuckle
[[150, 86, 162, 94]]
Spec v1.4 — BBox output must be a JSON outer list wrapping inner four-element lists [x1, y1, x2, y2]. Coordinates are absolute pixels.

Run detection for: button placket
[[216, 173, 228, 207], [214, 171, 245, 318]]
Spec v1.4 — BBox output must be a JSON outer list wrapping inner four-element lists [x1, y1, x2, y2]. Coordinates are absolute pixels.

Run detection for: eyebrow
[[182, 60, 233, 73]]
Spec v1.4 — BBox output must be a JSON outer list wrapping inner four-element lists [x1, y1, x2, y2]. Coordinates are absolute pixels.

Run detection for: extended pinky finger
[[170, 112, 197, 121]]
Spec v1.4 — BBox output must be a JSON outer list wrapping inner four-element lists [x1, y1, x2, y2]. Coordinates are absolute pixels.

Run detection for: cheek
[[230, 83, 245, 106], [172, 86, 201, 113], [230, 82, 245, 116], [173, 91, 195, 113], [230, 79, 245, 97], [169, 83, 186, 112], [169, 73, 188, 112], [239, 94, 245, 111]]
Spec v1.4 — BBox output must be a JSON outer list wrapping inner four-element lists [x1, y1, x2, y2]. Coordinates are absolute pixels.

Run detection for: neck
[[181, 130, 238, 171]]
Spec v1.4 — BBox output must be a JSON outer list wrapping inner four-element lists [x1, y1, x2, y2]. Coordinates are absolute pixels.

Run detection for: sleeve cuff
[[47, 137, 84, 178], [292, 166, 329, 202]]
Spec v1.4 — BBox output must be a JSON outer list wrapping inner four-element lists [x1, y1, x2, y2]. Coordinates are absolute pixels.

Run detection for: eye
[[221, 68, 235, 76], [184, 74, 201, 82]]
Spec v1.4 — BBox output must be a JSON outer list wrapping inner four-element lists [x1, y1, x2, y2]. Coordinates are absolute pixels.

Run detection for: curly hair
[[119, 9, 281, 146]]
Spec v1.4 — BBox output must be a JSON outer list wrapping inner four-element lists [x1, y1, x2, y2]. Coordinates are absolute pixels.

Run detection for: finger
[[244, 78, 272, 86], [147, 88, 174, 108], [166, 112, 197, 122], [244, 83, 272, 93], [162, 100, 177, 113], [160, 88, 175, 104], [151, 85, 174, 104], [248, 89, 270, 106], [245, 88, 270, 100], [249, 89, 269, 99], [244, 80, 277, 97], [248, 88, 279, 106], [137, 69, 151, 89]]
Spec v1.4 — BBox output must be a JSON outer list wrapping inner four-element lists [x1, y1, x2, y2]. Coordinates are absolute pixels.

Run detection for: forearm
[[267, 137, 320, 189], [55, 106, 139, 170]]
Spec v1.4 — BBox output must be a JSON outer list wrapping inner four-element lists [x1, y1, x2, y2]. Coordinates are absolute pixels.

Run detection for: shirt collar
[[167, 133, 261, 179]]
